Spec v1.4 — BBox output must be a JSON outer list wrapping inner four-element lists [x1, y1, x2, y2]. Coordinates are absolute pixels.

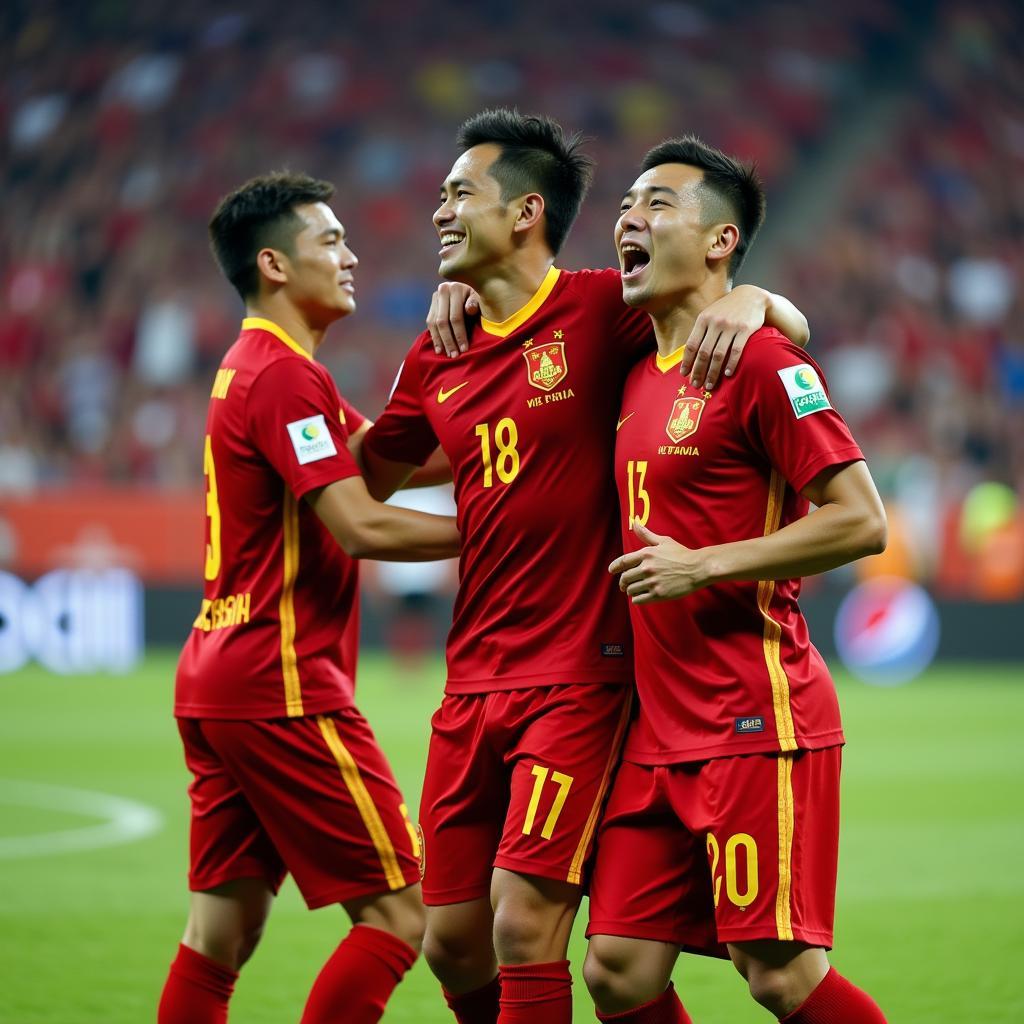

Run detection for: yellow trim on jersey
[[279, 490, 304, 716], [757, 470, 797, 750], [655, 346, 687, 373], [242, 316, 313, 361], [480, 266, 561, 337], [317, 715, 406, 890], [566, 692, 634, 885], [775, 753, 795, 940]]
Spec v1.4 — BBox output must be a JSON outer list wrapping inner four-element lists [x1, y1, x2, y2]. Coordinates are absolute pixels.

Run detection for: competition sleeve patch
[[776, 364, 832, 419], [286, 414, 338, 465]]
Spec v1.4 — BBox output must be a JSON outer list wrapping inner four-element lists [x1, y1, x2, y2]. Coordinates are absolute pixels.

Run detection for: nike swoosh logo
[[437, 382, 470, 404], [616, 412, 635, 431]]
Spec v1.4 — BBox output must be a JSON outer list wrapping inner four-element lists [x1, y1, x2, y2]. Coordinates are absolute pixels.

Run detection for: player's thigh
[[177, 718, 286, 896], [418, 694, 506, 906], [694, 747, 841, 948], [587, 760, 722, 956], [203, 710, 420, 910], [497, 683, 632, 887]]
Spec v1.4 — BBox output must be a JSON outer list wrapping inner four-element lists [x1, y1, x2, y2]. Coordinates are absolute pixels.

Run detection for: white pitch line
[[0, 779, 163, 859]]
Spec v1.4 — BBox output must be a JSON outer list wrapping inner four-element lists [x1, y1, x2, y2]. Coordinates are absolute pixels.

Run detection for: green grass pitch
[[0, 653, 1021, 1022]]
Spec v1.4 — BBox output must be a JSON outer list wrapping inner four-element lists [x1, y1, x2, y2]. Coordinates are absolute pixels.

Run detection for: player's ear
[[256, 247, 289, 287], [513, 193, 545, 237], [707, 224, 739, 267]]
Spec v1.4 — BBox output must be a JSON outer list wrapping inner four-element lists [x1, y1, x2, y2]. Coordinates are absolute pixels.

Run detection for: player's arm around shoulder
[[681, 285, 810, 389]]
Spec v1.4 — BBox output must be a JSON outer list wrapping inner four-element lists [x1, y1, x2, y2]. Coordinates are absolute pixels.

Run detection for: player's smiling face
[[434, 143, 521, 284], [615, 164, 721, 315], [280, 202, 358, 323]]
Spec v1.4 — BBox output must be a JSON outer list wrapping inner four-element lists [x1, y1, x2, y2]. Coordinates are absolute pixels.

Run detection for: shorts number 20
[[706, 831, 759, 908]]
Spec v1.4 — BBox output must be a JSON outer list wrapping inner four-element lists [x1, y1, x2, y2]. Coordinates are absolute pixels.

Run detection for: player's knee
[[350, 886, 425, 953], [741, 961, 800, 1016], [423, 921, 485, 978], [235, 919, 268, 968], [583, 939, 658, 1014], [491, 902, 549, 962], [183, 919, 263, 972]]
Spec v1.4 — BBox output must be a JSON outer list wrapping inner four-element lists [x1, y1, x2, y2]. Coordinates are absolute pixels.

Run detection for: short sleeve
[[340, 396, 367, 434], [362, 340, 439, 467], [585, 268, 655, 362], [247, 357, 363, 500], [727, 331, 864, 493]]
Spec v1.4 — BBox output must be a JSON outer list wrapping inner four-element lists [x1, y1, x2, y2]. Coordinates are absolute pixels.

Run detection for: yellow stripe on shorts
[[566, 692, 633, 885], [776, 752, 795, 940], [317, 715, 406, 890]]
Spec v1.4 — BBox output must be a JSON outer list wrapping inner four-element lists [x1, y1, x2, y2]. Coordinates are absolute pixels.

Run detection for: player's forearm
[[348, 505, 460, 561], [700, 500, 886, 586], [762, 289, 810, 348], [358, 441, 416, 501], [402, 447, 452, 489]]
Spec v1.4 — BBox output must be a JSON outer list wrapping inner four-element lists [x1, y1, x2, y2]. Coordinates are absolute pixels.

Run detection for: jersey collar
[[242, 316, 313, 361], [479, 266, 561, 338], [655, 346, 686, 373]]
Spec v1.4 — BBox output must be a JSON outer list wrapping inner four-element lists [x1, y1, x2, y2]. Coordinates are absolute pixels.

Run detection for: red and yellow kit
[[364, 267, 651, 694], [614, 329, 863, 764], [175, 317, 366, 721], [174, 318, 419, 904], [364, 268, 651, 899], [590, 328, 863, 948]]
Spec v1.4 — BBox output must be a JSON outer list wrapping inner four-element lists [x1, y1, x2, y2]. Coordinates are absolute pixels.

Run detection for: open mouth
[[621, 242, 650, 279], [439, 232, 466, 256]]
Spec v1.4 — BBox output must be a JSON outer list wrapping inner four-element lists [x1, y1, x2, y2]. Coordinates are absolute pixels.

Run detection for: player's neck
[[469, 253, 556, 324], [650, 282, 729, 358], [246, 300, 327, 356]]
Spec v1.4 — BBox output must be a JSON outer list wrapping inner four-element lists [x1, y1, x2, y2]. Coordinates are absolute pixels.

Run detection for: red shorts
[[418, 684, 632, 905], [178, 709, 420, 909], [587, 747, 841, 953]]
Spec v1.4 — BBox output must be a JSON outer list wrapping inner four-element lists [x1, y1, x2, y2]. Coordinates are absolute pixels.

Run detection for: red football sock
[[301, 924, 418, 1024], [157, 943, 237, 1024], [780, 968, 887, 1023], [596, 982, 693, 1023], [443, 974, 501, 1023], [498, 960, 572, 1024]]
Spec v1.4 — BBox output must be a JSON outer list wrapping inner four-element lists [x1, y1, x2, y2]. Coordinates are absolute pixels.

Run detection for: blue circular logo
[[834, 577, 940, 686]]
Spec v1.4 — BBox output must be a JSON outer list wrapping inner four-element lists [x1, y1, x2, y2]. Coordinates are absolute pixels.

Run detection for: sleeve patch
[[777, 364, 832, 419], [286, 414, 338, 464]]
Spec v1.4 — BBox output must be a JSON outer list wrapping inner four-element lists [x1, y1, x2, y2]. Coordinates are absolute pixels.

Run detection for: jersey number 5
[[475, 418, 520, 488], [203, 435, 222, 581]]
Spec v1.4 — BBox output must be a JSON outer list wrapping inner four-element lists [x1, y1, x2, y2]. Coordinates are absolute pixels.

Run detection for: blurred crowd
[[1, 0, 1021, 594]]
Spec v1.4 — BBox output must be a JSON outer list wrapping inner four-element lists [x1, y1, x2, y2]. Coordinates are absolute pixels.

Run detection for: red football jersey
[[364, 267, 652, 693], [614, 329, 863, 764], [175, 317, 366, 720]]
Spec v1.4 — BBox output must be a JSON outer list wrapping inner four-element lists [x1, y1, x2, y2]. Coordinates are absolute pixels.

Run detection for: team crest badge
[[523, 342, 568, 392], [665, 397, 704, 443]]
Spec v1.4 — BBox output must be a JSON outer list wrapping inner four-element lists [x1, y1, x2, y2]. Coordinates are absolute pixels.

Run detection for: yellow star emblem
[[553, 330, 564, 340], [677, 385, 688, 396], [703, 389, 713, 400], [522, 339, 534, 349]]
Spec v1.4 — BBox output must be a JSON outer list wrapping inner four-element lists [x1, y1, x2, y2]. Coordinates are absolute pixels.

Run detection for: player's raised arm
[[681, 285, 810, 390], [306, 476, 458, 561]]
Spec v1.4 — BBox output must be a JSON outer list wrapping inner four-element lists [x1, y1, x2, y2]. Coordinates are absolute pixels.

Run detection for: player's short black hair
[[457, 108, 593, 255], [208, 172, 335, 300], [641, 136, 766, 276]]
